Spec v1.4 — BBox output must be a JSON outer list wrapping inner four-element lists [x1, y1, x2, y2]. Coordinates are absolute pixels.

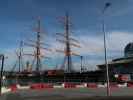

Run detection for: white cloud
[[2, 31, 133, 71], [107, 31, 133, 52], [74, 31, 133, 58], [47, 31, 133, 70]]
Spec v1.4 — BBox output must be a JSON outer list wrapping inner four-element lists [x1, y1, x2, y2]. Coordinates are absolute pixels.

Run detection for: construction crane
[[24, 18, 51, 72], [56, 13, 81, 73]]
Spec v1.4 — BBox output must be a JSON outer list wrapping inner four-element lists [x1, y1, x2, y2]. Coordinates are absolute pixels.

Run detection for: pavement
[[1, 88, 133, 100]]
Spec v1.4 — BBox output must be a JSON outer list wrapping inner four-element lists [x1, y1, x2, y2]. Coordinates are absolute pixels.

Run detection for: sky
[[0, 0, 133, 71]]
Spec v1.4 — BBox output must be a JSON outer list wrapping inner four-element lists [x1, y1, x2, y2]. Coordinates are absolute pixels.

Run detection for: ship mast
[[56, 13, 81, 73], [24, 18, 51, 72], [18, 40, 24, 72], [65, 13, 72, 72], [11, 40, 24, 73], [36, 18, 41, 71]]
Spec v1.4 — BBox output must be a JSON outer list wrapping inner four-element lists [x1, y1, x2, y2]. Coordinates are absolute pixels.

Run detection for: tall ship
[[2, 13, 133, 87]]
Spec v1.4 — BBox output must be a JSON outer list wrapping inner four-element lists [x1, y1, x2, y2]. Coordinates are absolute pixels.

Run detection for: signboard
[[118, 74, 131, 81]]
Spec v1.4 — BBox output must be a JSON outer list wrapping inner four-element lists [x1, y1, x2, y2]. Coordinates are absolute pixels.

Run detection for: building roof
[[97, 57, 133, 67], [124, 42, 133, 57], [98, 42, 133, 67]]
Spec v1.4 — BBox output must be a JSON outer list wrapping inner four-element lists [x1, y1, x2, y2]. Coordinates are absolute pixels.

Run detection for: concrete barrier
[[109, 83, 118, 88], [118, 83, 127, 88], [97, 84, 105, 88], [10, 84, 17, 92], [127, 83, 133, 87], [63, 83, 76, 88], [76, 84, 85, 88], [30, 83, 53, 90], [87, 83, 97, 88], [1, 87, 11, 94], [53, 85, 63, 88]]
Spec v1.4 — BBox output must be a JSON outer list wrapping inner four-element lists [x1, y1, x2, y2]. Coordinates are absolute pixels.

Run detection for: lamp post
[[0, 54, 4, 95], [80, 56, 83, 73], [102, 2, 111, 96]]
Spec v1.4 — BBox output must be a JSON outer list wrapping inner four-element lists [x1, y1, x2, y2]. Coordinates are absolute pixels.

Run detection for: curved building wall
[[124, 42, 133, 57]]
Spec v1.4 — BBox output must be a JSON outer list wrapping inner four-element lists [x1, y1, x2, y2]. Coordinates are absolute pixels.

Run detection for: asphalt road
[[1, 88, 133, 100]]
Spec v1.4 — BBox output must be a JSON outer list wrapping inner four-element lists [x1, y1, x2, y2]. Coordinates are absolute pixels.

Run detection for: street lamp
[[0, 54, 4, 95], [102, 2, 111, 96], [80, 56, 83, 73]]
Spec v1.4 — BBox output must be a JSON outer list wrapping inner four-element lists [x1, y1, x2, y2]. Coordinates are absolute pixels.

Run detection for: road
[[1, 88, 133, 100]]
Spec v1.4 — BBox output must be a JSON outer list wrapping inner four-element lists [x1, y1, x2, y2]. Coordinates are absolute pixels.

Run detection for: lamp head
[[105, 3, 111, 7], [103, 2, 111, 13], [104, 2, 111, 10]]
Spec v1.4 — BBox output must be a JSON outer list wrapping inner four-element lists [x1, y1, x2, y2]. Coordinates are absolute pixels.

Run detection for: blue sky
[[1, 0, 133, 71]]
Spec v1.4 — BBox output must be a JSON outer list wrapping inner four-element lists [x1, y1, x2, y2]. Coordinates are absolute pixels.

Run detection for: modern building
[[97, 43, 133, 82]]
